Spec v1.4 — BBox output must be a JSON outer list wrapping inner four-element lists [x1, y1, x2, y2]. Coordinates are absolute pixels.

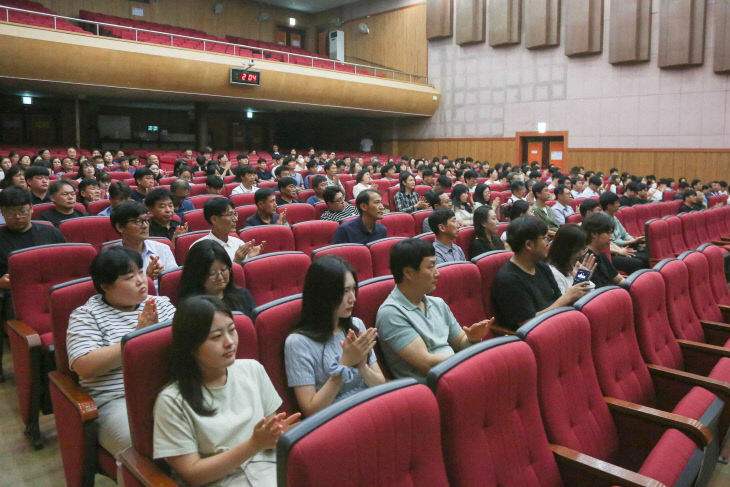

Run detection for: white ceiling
[[252, 0, 363, 14]]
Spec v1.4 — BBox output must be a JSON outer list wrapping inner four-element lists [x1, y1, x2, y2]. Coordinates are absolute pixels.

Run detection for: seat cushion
[[708, 357, 730, 383], [671, 386, 722, 424], [637, 429, 703, 487], [40, 331, 54, 348]]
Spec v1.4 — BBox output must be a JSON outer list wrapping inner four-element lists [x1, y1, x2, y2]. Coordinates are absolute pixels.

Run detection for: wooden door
[[549, 140, 564, 170], [527, 141, 543, 166]]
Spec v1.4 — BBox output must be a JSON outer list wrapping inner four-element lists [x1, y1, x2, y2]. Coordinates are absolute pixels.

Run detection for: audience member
[[276, 177, 300, 206], [40, 179, 86, 226], [507, 180, 527, 204], [320, 186, 359, 223], [75, 161, 98, 184], [450, 184, 473, 226], [285, 256, 385, 416], [145, 188, 187, 242], [78, 179, 101, 208], [472, 183, 499, 211], [531, 181, 558, 236], [171, 179, 194, 219], [394, 172, 428, 213], [231, 165, 258, 196], [256, 158, 273, 182], [433, 174, 452, 192], [469, 205, 504, 259], [599, 192, 648, 273], [25, 166, 51, 204], [98, 181, 131, 217], [324, 162, 341, 188], [580, 175, 603, 198], [332, 189, 386, 244], [352, 170, 375, 199], [195, 198, 264, 264], [579, 198, 601, 218], [492, 216, 590, 330], [153, 295, 297, 486], [551, 185, 575, 226], [583, 212, 624, 288], [130, 167, 156, 202], [376, 239, 492, 380], [204, 175, 224, 195], [619, 181, 640, 206], [429, 209, 466, 263], [245, 188, 288, 227], [547, 224, 596, 295], [306, 175, 327, 205], [679, 189, 702, 213]]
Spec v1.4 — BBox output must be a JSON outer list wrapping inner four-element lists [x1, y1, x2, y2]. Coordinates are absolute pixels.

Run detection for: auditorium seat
[[31, 202, 86, 220], [381, 212, 415, 237], [119, 313, 257, 487], [229, 193, 255, 207], [172, 230, 207, 264], [6, 243, 98, 447], [86, 199, 111, 215], [311, 244, 374, 281], [187, 194, 220, 209], [58, 216, 121, 250], [243, 251, 309, 305], [412, 209, 432, 235], [646, 218, 675, 265], [665, 215, 690, 255], [517, 308, 706, 487], [313, 202, 327, 219], [454, 226, 474, 255], [158, 263, 245, 305], [182, 208, 210, 231], [416, 231, 435, 243], [278, 203, 315, 225], [431, 262, 488, 331], [292, 220, 338, 256], [471, 250, 513, 327], [239, 225, 296, 254], [426, 336, 663, 487], [277, 379, 449, 487], [252, 294, 302, 415], [235, 205, 259, 231], [617, 206, 642, 237], [679, 251, 730, 335], [366, 237, 405, 277], [698, 244, 730, 306], [566, 213, 582, 224]]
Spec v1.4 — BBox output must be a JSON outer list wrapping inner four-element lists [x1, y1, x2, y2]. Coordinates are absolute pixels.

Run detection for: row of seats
[[647, 206, 730, 264], [46, 243, 730, 486], [1, 0, 86, 33]]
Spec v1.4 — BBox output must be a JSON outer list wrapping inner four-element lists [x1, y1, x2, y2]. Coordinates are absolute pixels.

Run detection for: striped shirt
[[320, 203, 359, 223], [66, 294, 176, 398]]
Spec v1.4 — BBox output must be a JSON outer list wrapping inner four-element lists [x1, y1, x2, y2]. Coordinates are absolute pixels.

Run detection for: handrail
[[0, 4, 429, 84]]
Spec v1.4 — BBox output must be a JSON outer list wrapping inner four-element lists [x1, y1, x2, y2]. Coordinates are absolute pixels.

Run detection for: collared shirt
[[394, 191, 420, 213], [532, 203, 558, 232], [149, 219, 181, 241], [113, 239, 177, 275], [326, 175, 341, 188], [306, 195, 324, 206], [244, 212, 281, 227], [191, 232, 246, 264], [31, 193, 51, 205], [507, 195, 528, 205], [376, 286, 462, 381], [580, 187, 600, 198], [320, 204, 359, 224], [331, 216, 386, 244], [176, 199, 194, 220], [433, 239, 466, 264], [610, 215, 633, 247], [230, 183, 258, 196], [551, 201, 574, 226]]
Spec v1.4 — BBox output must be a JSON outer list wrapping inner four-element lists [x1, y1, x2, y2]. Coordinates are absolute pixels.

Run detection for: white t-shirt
[[192, 232, 245, 264], [360, 138, 374, 152], [231, 184, 258, 196], [153, 360, 282, 486], [352, 183, 370, 198]]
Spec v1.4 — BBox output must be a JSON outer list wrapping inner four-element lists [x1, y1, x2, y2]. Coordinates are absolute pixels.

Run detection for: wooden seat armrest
[[646, 364, 730, 403], [719, 305, 730, 322], [118, 448, 177, 487], [6, 319, 41, 348], [699, 320, 730, 333], [677, 339, 730, 358], [711, 240, 730, 246], [48, 371, 98, 422], [604, 396, 711, 449], [550, 444, 664, 487], [489, 324, 515, 336]]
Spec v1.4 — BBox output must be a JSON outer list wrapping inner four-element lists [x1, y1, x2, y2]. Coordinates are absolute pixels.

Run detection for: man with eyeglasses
[[192, 197, 264, 265], [109, 201, 177, 280], [320, 186, 358, 223], [40, 179, 87, 227]]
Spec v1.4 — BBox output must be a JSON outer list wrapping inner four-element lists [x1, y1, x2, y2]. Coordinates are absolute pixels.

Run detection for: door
[[549, 141, 564, 170], [527, 141, 543, 166]]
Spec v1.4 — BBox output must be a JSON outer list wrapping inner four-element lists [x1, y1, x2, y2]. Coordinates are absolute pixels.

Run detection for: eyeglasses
[[2, 207, 31, 218], [127, 217, 150, 226], [221, 212, 238, 220], [207, 268, 230, 280]]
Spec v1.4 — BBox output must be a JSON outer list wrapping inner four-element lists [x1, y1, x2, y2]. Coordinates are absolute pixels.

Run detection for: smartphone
[[573, 268, 591, 285]]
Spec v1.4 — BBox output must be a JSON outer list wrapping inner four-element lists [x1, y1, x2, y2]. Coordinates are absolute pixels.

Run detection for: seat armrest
[[118, 448, 177, 487], [677, 339, 730, 359], [48, 371, 98, 422], [6, 319, 41, 348], [699, 320, 730, 333], [646, 364, 730, 406], [604, 396, 711, 449], [551, 444, 664, 487], [489, 324, 515, 336], [719, 305, 730, 323]]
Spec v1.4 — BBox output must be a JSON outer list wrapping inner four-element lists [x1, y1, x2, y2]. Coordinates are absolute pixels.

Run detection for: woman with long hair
[[179, 240, 256, 318], [394, 171, 428, 213], [469, 205, 504, 259], [547, 224, 596, 294], [285, 255, 385, 416], [472, 183, 500, 211], [75, 160, 98, 183], [0, 165, 26, 190], [154, 296, 299, 486], [450, 183, 474, 225]]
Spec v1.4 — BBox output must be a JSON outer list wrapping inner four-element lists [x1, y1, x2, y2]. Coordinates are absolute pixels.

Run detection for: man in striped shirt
[[320, 186, 359, 223], [67, 247, 176, 460]]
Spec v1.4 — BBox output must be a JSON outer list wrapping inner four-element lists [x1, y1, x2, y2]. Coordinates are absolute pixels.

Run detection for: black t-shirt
[[0, 223, 66, 275], [586, 248, 618, 288], [130, 190, 146, 202], [149, 219, 181, 241], [224, 287, 256, 319], [618, 196, 635, 207], [40, 208, 87, 227], [468, 236, 505, 260], [492, 260, 561, 331], [31, 193, 51, 205], [276, 198, 300, 207]]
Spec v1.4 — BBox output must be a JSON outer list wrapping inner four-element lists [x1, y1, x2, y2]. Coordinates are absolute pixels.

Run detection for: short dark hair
[[24, 165, 50, 179], [78, 179, 100, 193], [205, 175, 224, 189], [510, 180, 525, 193], [254, 187, 275, 206], [506, 216, 548, 253], [89, 246, 144, 295], [464, 170, 478, 180], [0, 186, 32, 207], [310, 175, 327, 188], [133, 167, 154, 181], [355, 188, 380, 214], [532, 181, 547, 197], [390, 238, 436, 283], [582, 212, 615, 243], [234, 164, 256, 179], [599, 191, 619, 210], [144, 188, 172, 207], [356, 169, 370, 184], [436, 175, 452, 189], [48, 179, 75, 196], [508, 200, 531, 221], [278, 177, 297, 191], [323, 186, 343, 203], [201, 197, 233, 224], [579, 198, 600, 217], [682, 189, 697, 201], [426, 189, 446, 208], [274, 165, 289, 178], [108, 181, 131, 200], [624, 181, 638, 193], [110, 201, 147, 232], [589, 175, 603, 187], [554, 184, 568, 197], [428, 209, 455, 236]]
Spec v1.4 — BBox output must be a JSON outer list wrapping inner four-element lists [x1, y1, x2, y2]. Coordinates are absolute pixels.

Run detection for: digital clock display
[[230, 68, 261, 86]]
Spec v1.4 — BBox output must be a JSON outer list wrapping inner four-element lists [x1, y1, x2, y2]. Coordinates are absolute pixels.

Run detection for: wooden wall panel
[[609, 0, 651, 64], [658, 0, 706, 68], [389, 138, 516, 162], [455, 0, 485, 45], [713, 0, 730, 72], [564, 0, 602, 56], [427, 0, 453, 40], [340, 4, 427, 76], [524, 0, 560, 49], [489, 0, 520, 47]]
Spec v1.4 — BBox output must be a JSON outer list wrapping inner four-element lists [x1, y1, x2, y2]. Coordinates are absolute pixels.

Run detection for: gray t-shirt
[[376, 286, 462, 381], [284, 318, 376, 403]]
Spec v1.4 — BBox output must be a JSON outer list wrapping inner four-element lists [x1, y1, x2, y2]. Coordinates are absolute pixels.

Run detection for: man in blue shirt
[[244, 188, 288, 227], [332, 188, 386, 244], [170, 179, 194, 220], [429, 209, 466, 263], [306, 175, 327, 205]]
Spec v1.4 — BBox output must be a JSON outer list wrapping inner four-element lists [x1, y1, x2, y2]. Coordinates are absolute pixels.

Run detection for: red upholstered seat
[[235, 205, 258, 231], [633, 204, 654, 234], [314, 202, 327, 219], [87, 199, 111, 215], [182, 208, 210, 231], [353, 275, 395, 329], [366, 237, 404, 277], [616, 206, 641, 237], [278, 379, 449, 487], [187, 194, 220, 209], [471, 250, 513, 324], [243, 251, 309, 306], [252, 294, 302, 415], [277, 203, 315, 225], [311, 244, 373, 281], [59, 216, 120, 250], [31, 202, 86, 219], [381, 212, 415, 237], [566, 213, 582, 224], [238, 225, 295, 254], [516, 308, 704, 487], [680, 251, 730, 327], [292, 220, 338, 256], [173, 230, 208, 264], [665, 215, 689, 255], [416, 231, 435, 243], [699, 244, 730, 306], [229, 192, 256, 207], [432, 262, 489, 333], [680, 212, 702, 249], [411, 209, 432, 235], [454, 226, 474, 255], [646, 218, 674, 265]]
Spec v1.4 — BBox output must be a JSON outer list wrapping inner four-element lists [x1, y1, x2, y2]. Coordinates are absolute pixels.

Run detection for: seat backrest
[[122, 313, 257, 459], [278, 203, 315, 225], [311, 244, 374, 281], [31, 203, 55, 220], [431, 263, 488, 332], [229, 192, 256, 207], [517, 308, 620, 463], [10, 243, 98, 335], [471, 250, 513, 322], [664, 216, 688, 254], [239, 225, 296, 254], [243, 251, 309, 306], [426, 337, 563, 487], [417, 231, 436, 243], [314, 202, 327, 219], [616, 206, 640, 236], [656, 258, 706, 343], [59, 216, 119, 250], [158, 264, 246, 308], [86, 199, 111, 215], [633, 204, 653, 232], [277, 379, 449, 487], [387, 185, 400, 209], [623, 270, 684, 370], [353, 275, 395, 329], [693, 211, 711, 244], [292, 220, 339, 256], [412, 209, 432, 235], [235, 205, 259, 231], [454, 226, 474, 256], [172, 230, 208, 264], [49, 277, 98, 375], [381, 212, 415, 238], [182, 209, 210, 231], [679, 212, 701, 248], [574, 287, 656, 407], [253, 295, 302, 415], [646, 218, 673, 264], [366, 237, 405, 277], [188, 194, 220, 209], [699, 244, 730, 306], [679, 251, 724, 322]]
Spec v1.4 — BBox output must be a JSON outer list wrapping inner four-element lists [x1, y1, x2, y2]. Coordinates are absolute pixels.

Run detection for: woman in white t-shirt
[[352, 169, 376, 199], [153, 296, 300, 487], [546, 224, 596, 295]]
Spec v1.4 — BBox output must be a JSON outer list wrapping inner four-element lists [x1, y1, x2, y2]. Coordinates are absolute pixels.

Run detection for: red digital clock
[[230, 68, 261, 86]]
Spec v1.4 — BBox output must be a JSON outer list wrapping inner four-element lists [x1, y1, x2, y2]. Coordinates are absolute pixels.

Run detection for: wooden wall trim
[[571, 147, 730, 153], [391, 137, 515, 142]]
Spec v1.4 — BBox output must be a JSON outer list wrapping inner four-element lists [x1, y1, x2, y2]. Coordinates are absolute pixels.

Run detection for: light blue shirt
[[433, 239, 466, 264]]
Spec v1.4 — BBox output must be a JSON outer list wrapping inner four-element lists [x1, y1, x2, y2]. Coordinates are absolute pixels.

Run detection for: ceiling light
[[22, 96, 32, 105]]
